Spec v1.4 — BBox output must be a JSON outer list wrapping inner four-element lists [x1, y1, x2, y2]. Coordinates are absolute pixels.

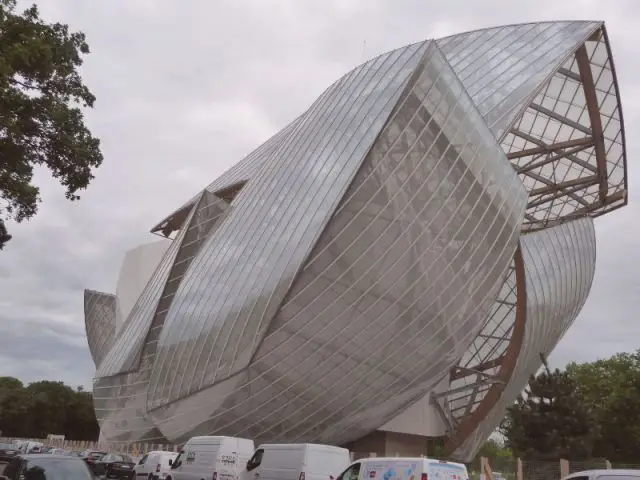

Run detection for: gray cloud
[[0, 0, 639, 388]]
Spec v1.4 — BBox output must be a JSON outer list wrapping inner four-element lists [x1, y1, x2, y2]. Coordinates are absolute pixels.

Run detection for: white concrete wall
[[378, 376, 449, 437], [115, 239, 170, 334]]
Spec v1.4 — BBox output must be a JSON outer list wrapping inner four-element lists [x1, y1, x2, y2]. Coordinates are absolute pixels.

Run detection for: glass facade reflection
[[84, 290, 116, 368], [146, 42, 528, 445], [84, 21, 628, 461]]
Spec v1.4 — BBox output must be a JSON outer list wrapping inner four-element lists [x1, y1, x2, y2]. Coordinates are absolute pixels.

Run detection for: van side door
[[170, 451, 184, 472], [135, 454, 149, 477], [246, 449, 264, 479], [218, 445, 240, 479]]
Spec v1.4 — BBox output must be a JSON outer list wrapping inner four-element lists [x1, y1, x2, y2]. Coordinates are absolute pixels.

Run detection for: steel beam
[[507, 137, 593, 160], [575, 43, 609, 202]]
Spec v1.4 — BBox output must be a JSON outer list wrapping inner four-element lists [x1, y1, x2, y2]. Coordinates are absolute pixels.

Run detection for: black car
[[81, 450, 107, 474], [94, 453, 135, 479], [0, 454, 93, 480], [0, 443, 19, 464]]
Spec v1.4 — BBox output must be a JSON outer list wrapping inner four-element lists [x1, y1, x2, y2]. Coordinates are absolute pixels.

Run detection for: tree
[[24, 381, 75, 438], [0, 376, 99, 440], [66, 389, 100, 441], [0, 0, 103, 250], [0, 219, 10, 249], [472, 439, 513, 472], [501, 366, 598, 460], [0, 376, 30, 437], [0, 376, 23, 390], [566, 350, 640, 462]]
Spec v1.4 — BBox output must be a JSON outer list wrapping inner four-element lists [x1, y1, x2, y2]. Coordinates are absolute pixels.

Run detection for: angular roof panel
[[84, 289, 116, 369], [147, 41, 434, 406]]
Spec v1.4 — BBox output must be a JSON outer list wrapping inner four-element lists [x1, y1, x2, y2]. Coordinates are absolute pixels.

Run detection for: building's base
[[343, 431, 434, 459]]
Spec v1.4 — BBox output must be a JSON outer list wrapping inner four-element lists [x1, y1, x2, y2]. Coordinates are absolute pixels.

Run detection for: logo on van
[[186, 451, 196, 462], [220, 454, 237, 465]]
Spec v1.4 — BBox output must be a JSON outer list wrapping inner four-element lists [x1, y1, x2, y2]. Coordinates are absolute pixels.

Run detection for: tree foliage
[[501, 367, 598, 460], [472, 439, 514, 471], [0, 0, 103, 250], [0, 376, 99, 441], [566, 350, 640, 462], [501, 350, 640, 462]]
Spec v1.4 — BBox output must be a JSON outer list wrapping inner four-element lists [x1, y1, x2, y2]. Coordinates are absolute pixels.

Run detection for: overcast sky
[[0, 0, 638, 389]]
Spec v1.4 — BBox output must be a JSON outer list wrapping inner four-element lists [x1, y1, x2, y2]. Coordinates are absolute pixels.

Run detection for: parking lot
[[0, 442, 143, 479]]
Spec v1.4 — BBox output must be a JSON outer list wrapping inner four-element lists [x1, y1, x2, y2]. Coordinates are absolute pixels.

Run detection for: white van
[[23, 441, 43, 454], [564, 470, 640, 480], [245, 443, 351, 480], [135, 450, 178, 480], [168, 436, 254, 480], [336, 457, 469, 480]]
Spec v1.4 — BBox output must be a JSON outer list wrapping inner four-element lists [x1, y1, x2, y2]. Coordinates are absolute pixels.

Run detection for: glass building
[[84, 21, 627, 461]]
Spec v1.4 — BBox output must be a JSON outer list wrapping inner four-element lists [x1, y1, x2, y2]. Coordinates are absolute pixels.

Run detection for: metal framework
[[432, 246, 526, 452], [433, 24, 627, 457], [505, 27, 626, 230]]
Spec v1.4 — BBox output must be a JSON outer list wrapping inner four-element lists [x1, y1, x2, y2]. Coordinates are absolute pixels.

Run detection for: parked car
[[17, 442, 43, 455], [81, 450, 107, 474], [563, 470, 640, 480], [0, 443, 19, 464], [26, 445, 42, 454], [0, 453, 93, 480], [94, 453, 136, 479], [46, 449, 68, 456], [134, 451, 178, 480]]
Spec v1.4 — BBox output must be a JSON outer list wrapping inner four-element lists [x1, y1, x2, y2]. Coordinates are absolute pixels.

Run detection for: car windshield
[[103, 454, 125, 462], [4, 457, 92, 480]]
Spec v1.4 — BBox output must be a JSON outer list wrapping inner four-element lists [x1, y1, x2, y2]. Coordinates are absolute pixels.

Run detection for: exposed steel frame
[[507, 27, 627, 233], [439, 24, 628, 454], [431, 244, 526, 453]]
